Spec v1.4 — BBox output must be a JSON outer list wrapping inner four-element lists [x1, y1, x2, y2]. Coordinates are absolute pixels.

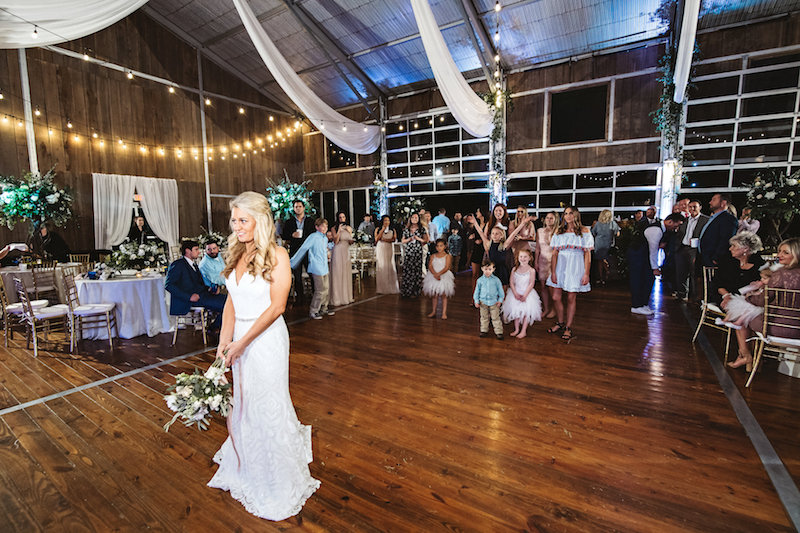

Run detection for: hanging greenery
[[650, 51, 686, 171], [371, 174, 388, 216], [0, 168, 73, 234], [745, 168, 800, 246], [266, 177, 316, 221], [480, 87, 513, 179]]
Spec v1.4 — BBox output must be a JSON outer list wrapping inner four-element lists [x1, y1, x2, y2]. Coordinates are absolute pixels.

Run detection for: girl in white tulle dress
[[423, 238, 455, 319], [503, 248, 542, 338], [210, 192, 319, 521]]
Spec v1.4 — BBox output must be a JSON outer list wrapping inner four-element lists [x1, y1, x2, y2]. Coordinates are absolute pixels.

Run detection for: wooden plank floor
[[0, 273, 797, 532]]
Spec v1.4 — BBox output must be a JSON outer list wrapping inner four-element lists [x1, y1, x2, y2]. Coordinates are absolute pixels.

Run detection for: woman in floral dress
[[401, 212, 428, 298]]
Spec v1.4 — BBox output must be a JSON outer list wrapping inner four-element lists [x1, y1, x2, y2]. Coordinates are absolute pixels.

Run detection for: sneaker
[[496, 334, 504, 340], [479, 331, 488, 338], [310, 313, 323, 320], [631, 306, 654, 315], [322, 309, 335, 316]]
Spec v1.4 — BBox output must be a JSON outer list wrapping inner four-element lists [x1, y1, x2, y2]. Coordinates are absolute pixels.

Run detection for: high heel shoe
[[727, 354, 752, 370]]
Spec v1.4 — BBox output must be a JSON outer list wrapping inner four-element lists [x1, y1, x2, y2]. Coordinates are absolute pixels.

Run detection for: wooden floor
[[0, 273, 798, 532]]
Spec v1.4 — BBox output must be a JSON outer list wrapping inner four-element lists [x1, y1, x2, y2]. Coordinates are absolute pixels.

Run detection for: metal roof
[[141, 0, 800, 111]]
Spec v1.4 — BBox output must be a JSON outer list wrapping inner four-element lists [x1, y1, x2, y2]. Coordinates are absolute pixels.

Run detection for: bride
[[208, 191, 320, 520]]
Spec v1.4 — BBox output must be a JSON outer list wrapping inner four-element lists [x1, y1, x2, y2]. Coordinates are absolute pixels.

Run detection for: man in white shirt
[[628, 213, 685, 315], [675, 201, 709, 301]]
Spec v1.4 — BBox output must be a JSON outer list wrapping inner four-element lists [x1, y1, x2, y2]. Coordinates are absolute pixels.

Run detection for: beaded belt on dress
[[235, 316, 259, 324]]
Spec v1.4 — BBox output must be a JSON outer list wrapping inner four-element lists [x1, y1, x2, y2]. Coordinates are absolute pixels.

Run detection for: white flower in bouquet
[[45, 193, 59, 204], [404, 207, 410, 212], [765, 182, 772, 188], [789, 178, 798, 186], [138, 248, 145, 256], [765, 191, 776, 200], [164, 358, 232, 431]]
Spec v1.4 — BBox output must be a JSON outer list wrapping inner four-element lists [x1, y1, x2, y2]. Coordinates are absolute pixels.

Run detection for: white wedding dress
[[208, 271, 320, 521]]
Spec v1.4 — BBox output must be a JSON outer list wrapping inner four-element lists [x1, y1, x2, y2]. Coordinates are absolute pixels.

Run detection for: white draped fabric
[[672, 0, 701, 103], [92, 173, 136, 250], [134, 176, 179, 249], [410, 0, 493, 138], [0, 1, 149, 49], [92, 173, 179, 250], [232, 0, 380, 154]]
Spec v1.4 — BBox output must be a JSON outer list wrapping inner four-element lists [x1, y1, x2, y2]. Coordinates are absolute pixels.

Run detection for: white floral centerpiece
[[109, 240, 168, 271], [266, 177, 315, 221], [164, 358, 232, 431], [354, 229, 373, 246], [0, 168, 73, 233], [746, 169, 800, 245], [390, 196, 426, 225]]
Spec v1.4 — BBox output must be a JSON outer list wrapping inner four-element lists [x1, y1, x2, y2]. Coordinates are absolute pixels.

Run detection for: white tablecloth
[[0, 262, 82, 304], [74, 275, 172, 339]]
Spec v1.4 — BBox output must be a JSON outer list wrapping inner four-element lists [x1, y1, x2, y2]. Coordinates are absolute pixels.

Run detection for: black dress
[[710, 252, 765, 305], [488, 242, 510, 286], [401, 226, 426, 297], [469, 227, 485, 265]]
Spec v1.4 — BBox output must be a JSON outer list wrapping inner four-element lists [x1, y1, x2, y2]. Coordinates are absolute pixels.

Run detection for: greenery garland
[[745, 169, 800, 246], [0, 168, 73, 233]]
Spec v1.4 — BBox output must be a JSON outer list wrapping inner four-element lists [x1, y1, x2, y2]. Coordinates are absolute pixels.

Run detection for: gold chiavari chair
[[13, 277, 69, 357], [0, 276, 48, 346], [69, 253, 90, 264], [172, 308, 208, 346], [692, 266, 732, 361], [31, 264, 59, 302], [63, 274, 117, 352], [746, 286, 800, 388]]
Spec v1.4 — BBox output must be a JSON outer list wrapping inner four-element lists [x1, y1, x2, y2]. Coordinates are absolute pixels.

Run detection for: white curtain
[[0, 1, 149, 49], [132, 176, 179, 249], [410, 0, 492, 138], [673, 0, 701, 103], [233, 0, 380, 154], [92, 173, 135, 250]]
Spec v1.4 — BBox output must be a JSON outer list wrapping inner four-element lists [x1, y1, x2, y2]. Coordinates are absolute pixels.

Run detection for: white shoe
[[631, 306, 654, 315]]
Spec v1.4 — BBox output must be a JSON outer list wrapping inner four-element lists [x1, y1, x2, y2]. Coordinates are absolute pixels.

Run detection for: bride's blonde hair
[[222, 192, 279, 281]]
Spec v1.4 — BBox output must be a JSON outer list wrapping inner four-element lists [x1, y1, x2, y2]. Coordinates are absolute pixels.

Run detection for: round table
[[74, 274, 172, 339], [0, 262, 81, 303]]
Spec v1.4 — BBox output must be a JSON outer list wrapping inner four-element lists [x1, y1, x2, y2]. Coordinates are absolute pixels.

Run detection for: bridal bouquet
[[163, 358, 232, 431]]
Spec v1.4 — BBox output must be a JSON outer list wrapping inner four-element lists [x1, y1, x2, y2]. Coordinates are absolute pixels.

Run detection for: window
[[328, 140, 356, 169], [550, 85, 608, 144]]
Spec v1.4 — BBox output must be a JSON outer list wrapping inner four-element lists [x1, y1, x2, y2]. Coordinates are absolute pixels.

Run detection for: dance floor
[[0, 274, 798, 531]]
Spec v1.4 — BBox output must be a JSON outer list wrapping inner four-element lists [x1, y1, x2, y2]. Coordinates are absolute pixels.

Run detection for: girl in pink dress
[[535, 211, 559, 319]]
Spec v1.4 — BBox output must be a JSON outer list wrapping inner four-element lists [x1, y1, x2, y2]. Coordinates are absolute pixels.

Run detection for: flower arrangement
[[0, 169, 73, 232], [164, 358, 232, 431], [109, 240, 168, 271], [745, 169, 800, 245], [354, 229, 373, 246], [371, 174, 388, 216], [390, 196, 426, 224], [266, 177, 315, 221], [196, 227, 227, 248]]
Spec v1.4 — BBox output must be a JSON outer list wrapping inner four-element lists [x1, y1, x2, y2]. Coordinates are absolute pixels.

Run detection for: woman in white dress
[[209, 191, 320, 521]]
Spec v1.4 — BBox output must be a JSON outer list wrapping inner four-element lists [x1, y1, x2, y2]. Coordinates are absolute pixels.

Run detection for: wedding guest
[[590, 209, 619, 287], [488, 203, 510, 230], [0, 243, 27, 261], [423, 238, 454, 319], [700, 193, 739, 267], [675, 200, 708, 300], [374, 215, 399, 294], [536, 211, 559, 319], [127, 215, 152, 245], [711, 232, 765, 306], [447, 227, 463, 274], [726, 238, 800, 371], [422, 211, 438, 242], [357, 214, 375, 240], [473, 259, 505, 339], [329, 212, 354, 307], [470, 214, 532, 290], [645, 206, 658, 225], [449, 211, 465, 235], [281, 200, 316, 304], [634, 210, 644, 223], [738, 207, 760, 234], [400, 212, 428, 298], [502, 248, 542, 339], [450, 212, 467, 270], [289, 218, 335, 319], [468, 207, 489, 294], [165, 240, 226, 327], [546, 206, 595, 341], [628, 213, 685, 316], [675, 195, 691, 218], [508, 205, 536, 260], [432, 208, 451, 237], [29, 223, 70, 262], [199, 241, 226, 289]]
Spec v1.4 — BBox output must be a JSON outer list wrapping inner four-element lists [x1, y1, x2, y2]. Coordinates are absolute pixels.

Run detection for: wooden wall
[[0, 10, 304, 251]]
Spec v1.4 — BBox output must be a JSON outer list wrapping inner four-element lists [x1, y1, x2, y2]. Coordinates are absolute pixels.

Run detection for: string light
[[494, 30, 500, 42], [34, 107, 41, 117], [205, 98, 211, 105], [168, 86, 175, 94], [98, 140, 104, 147], [31, 26, 39, 39], [83, 53, 90, 61], [67, 120, 73, 129], [269, 115, 274, 122], [48, 128, 53, 135], [342, 124, 347, 131], [0, 91, 3, 100], [126, 71, 133, 80], [17, 120, 23, 127], [238, 107, 245, 114], [72, 134, 79, 142], [494, 1, 501, 12]]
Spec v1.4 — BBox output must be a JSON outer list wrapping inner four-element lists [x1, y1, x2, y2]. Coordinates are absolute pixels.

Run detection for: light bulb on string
[[73, 134, 79, 142], [205, 98, 211, 106], [294, 120, 300, 129], [1, 116, 7, 124], [221, 156, 226, 160], [495, 54, 500, 62], [238, 107, 245, 114], [31, 26, 39, 39], [398, 124, 404, 131], [17, 120, 23, 127], [83, 53, 89, 61], [98, 140, 104, 147], [92, 132, 98, 138], [381, 126, 386, 132], [363, 126, 368, 132], [126, 71, 133, 80], [168, 86, 175, 94], [494, 1, 501, 12], [0, 91, 3, 100], [269, 116, 274, 122], [67, 120, 73, 129], [494, 30, 500, 42], [118, 139, 123, 145], [139, 145, 147, 154], [158, 148, 165, 156], [342, 124, 347, 131], [48, 128, 53, 135], [320, 121, 325, 130]]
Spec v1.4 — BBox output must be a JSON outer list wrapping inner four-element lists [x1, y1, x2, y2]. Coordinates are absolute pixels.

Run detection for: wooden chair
[[69, 253, 90, 264], [63, 274, 117, 352], [31, 264, 59, 302], [0, 276, 48, 346], [746, 286, 800, 388], [13, 277, 69, 357], [172, 307, 208, 346], [691, 266, 732, 361]]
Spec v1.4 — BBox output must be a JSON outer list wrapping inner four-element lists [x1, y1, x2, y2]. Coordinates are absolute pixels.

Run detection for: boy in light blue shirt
[[473, 260, 505, 339], [290, 218, 335, 319]]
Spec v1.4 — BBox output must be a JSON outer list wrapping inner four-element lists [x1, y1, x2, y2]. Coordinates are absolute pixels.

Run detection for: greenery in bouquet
[[354, 229, 373, 246], [164, 358, 232, 431], [266, 177, 315, 221], [745, 169, 800, 245], [390, 196, 426, 225], [196, 227, 227, 248], [109, 240, 168, 270], [0, 168, 73, 232]]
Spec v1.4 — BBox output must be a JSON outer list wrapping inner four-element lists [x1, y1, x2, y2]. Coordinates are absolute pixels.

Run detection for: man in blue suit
[[165, 240, 226, 327], [699, 193, 739, 267]]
